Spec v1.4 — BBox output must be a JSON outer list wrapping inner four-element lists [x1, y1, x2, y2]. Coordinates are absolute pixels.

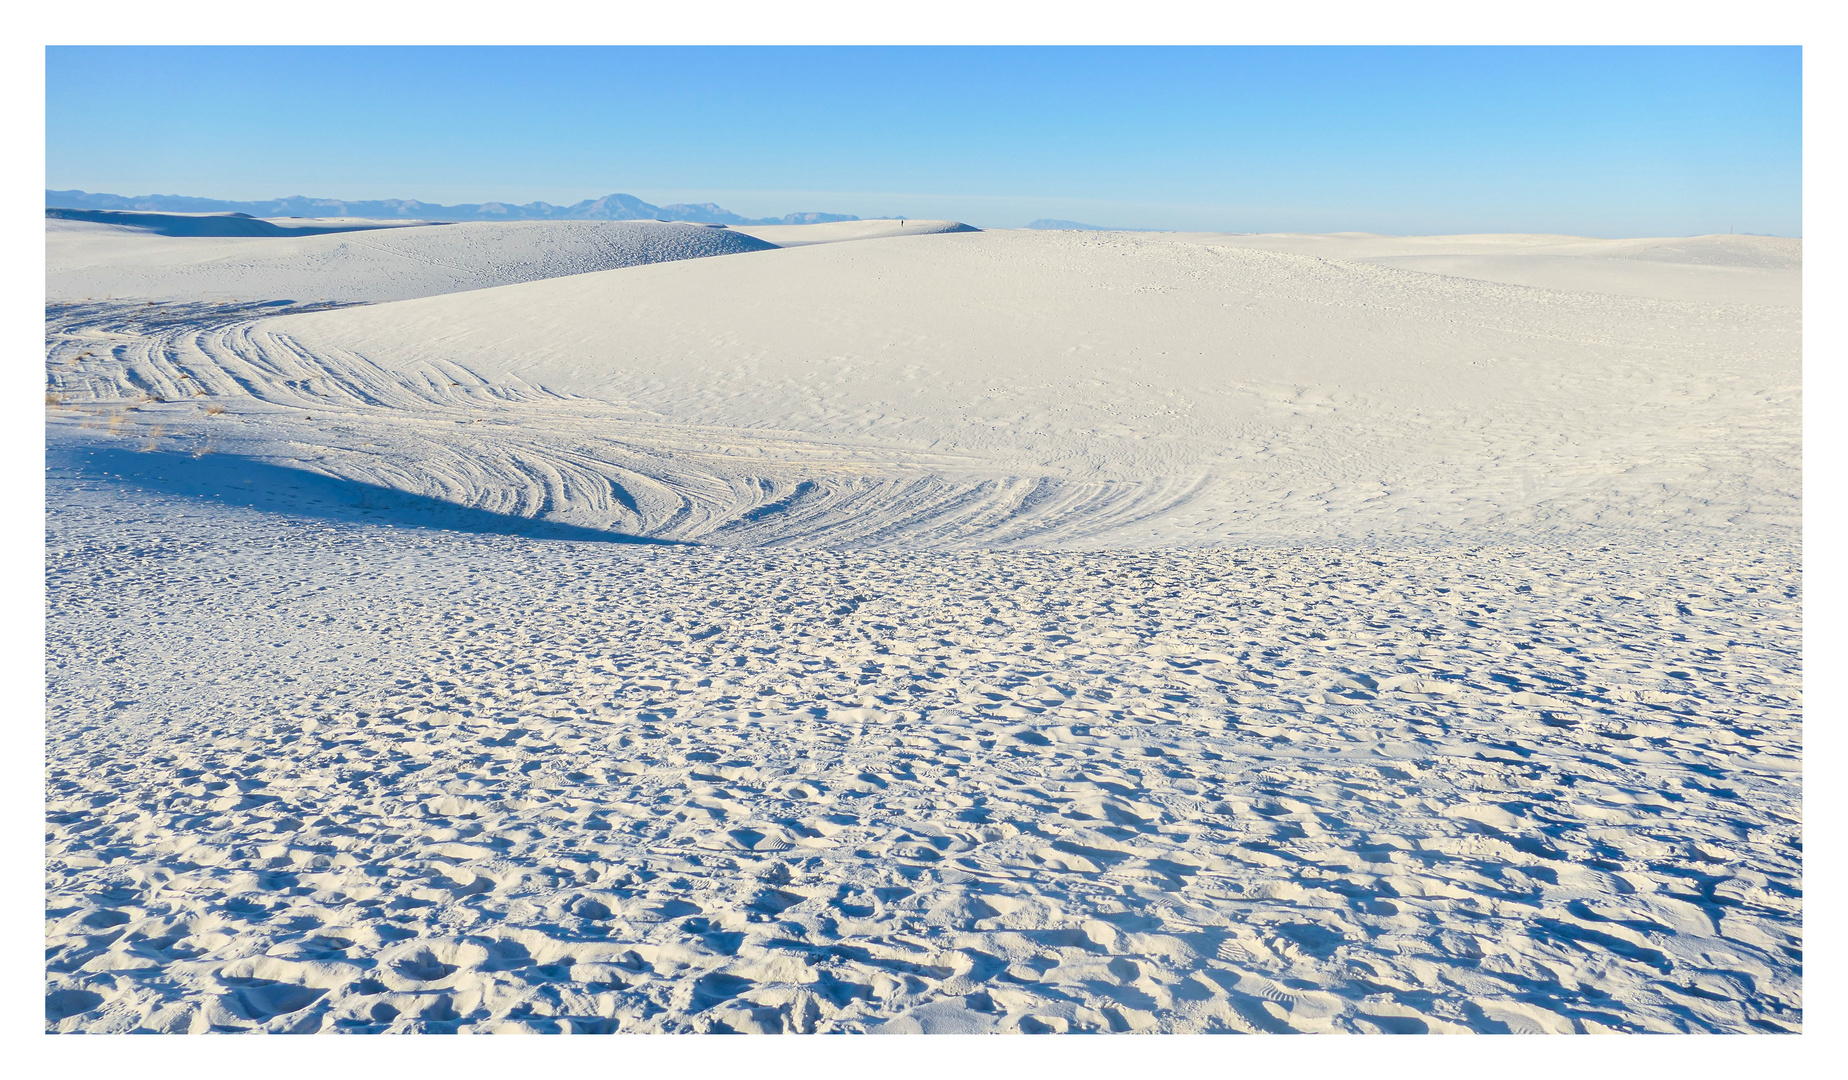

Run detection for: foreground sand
[[45, 470, 1800, 1032], [46, 220, 1801, 1032]]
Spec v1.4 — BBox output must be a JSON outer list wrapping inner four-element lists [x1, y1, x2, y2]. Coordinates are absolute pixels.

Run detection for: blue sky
[[46, 46, 1801, 236]]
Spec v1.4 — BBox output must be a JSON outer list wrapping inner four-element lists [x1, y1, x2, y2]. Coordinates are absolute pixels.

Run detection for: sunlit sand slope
[[47, 230, 1798, 547], [47, 219, 779, 303], [43, 223, 1804, 1033], [1181, 232, 1801, 306]]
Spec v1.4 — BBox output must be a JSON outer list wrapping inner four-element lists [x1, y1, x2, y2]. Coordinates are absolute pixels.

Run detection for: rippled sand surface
[[46, 222, 1800, 1031]]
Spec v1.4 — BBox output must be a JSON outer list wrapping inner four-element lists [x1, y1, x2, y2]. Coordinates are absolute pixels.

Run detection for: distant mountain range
[[45, 189, 862, 226]]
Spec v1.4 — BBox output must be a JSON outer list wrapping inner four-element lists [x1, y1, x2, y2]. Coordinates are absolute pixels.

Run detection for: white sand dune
[[1185, 231, 1801, 269], [47, 228, 1799, 547], [44, 221, 1802, 1032], [731, 219, 980, 247], [47, 218, 780, 303], [1175, 232, 1802, 307], [47, 207, 441, 237]]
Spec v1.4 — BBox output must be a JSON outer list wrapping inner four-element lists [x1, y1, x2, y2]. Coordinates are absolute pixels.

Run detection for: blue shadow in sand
[[57, 444, 677, 545]]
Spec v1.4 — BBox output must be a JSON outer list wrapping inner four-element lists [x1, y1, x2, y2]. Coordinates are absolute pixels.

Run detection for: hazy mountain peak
[[45, 188, 860, 227]]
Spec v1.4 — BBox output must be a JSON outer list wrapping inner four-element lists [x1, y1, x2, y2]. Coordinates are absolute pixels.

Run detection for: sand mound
[[46, 219, 781, 303], [47, 229, 1798, 547], [731, 219, 979, 247], [42, 220, 1804, 1034], [46, 207, 429, 238], [1183, 232, 1800, 306], [1589, 234, 1802, 270]]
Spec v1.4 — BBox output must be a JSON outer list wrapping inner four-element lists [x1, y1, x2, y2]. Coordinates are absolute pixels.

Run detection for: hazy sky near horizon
[[46, 46, 1801, 236]]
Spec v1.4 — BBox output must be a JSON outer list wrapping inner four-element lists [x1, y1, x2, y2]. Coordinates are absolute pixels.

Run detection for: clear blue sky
[[46, 46, 1801, 236]]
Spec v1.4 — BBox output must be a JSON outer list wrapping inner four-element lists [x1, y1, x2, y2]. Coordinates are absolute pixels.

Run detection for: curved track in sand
[[47, 230, 1799, 548], [44, 223, 1804, 1033]]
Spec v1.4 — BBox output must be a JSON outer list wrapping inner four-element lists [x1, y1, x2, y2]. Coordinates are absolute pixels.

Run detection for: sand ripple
[[46, 485, 1800, 1032]]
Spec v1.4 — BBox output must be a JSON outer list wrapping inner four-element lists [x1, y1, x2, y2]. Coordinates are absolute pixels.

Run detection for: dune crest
[[47, 219, 781, 304]]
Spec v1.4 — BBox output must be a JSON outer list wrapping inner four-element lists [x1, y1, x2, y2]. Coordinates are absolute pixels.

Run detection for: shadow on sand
[[56, 444, 675, 545]]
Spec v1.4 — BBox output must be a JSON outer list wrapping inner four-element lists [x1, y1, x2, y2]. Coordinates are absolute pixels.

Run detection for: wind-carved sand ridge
[[45, 219, 1801, 1032]]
